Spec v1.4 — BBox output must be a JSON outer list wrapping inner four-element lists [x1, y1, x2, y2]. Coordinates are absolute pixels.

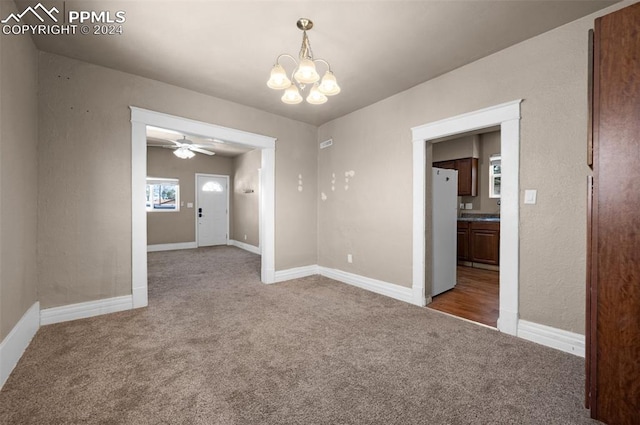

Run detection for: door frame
[[195, 173, 230, 247], [130, 107, 276, 308], [411, 100, 522, 335]]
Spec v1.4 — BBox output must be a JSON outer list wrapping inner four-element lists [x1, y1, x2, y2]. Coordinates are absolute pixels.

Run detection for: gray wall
[[432, 135, 479, 162], [317, 4, 625, 334], [468, 131, 501, 214], [146, 147, 234, 245], [233, 149, 261, 248], [37, 52, 318, 309], [0, 1, 39, 340]]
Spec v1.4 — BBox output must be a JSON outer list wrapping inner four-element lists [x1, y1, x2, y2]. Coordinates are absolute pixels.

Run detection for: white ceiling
[[146, 126, 253, 157], [20, 0, 617, 126]]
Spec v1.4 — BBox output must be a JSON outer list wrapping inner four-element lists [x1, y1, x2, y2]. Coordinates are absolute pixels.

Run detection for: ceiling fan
[[149, 136, 216, 159]]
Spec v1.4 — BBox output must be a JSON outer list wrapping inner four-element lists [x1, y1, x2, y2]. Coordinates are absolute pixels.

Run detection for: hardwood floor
[[428, 266, 499, 327]]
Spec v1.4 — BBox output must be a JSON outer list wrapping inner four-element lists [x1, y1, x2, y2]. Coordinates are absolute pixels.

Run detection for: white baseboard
[[230, 240, 261, 255], [517, 319, 585, 357], [274, 265, 319, 283], [147, 242, 197, 252], [319, 266, 415, 305], [40, 295, 133, 326], [0, 302, 40, 390]]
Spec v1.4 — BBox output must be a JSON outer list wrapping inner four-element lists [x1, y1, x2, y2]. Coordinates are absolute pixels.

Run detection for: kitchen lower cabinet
[[457, 221, 470, 261], [469, 222, 500, 265], [457, 221, 500, 266]]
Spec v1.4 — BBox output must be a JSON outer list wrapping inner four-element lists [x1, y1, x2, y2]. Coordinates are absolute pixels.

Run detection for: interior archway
[[130, 107, 276, 308]]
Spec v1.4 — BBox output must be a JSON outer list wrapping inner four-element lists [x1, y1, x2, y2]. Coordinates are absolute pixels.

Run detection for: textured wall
[[37, 52, 317, 309], [474, 131, 501, 214], [232, 149, 261, 248], [146, 147, 234, 245], [317, 3, 633, 333], [0, 1, 39, 340], [432, 135, 479, 162]]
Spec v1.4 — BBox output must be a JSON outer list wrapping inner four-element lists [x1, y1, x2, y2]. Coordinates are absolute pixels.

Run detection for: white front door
[[197, 174, 228, 247]]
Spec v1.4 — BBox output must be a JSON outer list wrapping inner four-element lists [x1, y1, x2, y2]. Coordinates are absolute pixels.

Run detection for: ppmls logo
[[1, 3, 59, 24], [2, 2, 126, 36]]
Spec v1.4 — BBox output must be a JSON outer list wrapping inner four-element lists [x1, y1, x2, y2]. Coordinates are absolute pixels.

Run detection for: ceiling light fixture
[[173, 146, 195, 159], [267, 18, 340, 105]]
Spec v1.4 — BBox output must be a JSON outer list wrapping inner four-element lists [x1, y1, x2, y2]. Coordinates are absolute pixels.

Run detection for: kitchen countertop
[[457, 213, 500, 222]]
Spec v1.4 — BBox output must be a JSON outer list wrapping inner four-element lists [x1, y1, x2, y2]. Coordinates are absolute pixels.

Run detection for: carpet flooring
[[0, 246, 597, 424]]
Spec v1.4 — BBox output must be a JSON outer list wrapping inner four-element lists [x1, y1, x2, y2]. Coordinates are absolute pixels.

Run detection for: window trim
[[146, 177, 180, 212]]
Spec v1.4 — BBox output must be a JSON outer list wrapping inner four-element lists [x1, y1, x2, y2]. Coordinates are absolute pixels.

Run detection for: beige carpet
[[0, 246, 597, 424]]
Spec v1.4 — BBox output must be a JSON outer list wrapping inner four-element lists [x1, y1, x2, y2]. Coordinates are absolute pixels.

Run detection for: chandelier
[[266, 18, 341, 105]]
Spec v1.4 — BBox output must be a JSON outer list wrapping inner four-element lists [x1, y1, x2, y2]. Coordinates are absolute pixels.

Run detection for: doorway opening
[[411, 100, 522, 335], [131, 107, 276, 309], [428, 130, 501, 327]]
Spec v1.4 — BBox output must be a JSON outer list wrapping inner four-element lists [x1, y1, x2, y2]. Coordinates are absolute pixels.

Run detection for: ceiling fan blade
[[190, 147, 216, 156], [148, 144, 177, 149], [147, 136, 182, 146]]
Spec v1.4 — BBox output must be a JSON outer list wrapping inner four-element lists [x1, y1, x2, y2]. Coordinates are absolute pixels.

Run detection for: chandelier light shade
[[306, 83, 328, 105], [267, 18, 340, 105], [281, 84, 303, 104], [267, 64, 291, 90]]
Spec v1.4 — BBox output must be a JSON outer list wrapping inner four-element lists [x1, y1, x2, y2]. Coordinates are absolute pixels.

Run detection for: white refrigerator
[[432, 167, 458, 297]]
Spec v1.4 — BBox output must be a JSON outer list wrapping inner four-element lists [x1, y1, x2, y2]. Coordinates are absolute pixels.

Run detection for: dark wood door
[[588, 3, 640, 423]]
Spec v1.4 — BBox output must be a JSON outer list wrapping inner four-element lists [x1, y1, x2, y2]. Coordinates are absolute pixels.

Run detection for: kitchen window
[[489, 155, 501, 198]]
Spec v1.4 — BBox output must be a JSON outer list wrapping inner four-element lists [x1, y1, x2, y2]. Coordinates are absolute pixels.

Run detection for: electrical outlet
[[244, 234, 247, 240], [347, 254, 353, 263], [459, 203, 465, 210]]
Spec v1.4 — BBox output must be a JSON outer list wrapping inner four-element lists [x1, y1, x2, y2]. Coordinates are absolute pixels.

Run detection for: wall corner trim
[[319, 267, 417, 305], [272, 265, 418, 305], [40, 295, 133, 326], [0, 302, 40, 390], [517, 319, 585, 357], [230, 240, 261, 255], [273, 265, 319, 283], [147, 242, 198, 252]]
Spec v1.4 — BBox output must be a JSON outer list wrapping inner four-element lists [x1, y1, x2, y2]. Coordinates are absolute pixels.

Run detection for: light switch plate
[[465, 203, 473, 210], [187, 202, 193, 208], [524, 190, 537, 204]]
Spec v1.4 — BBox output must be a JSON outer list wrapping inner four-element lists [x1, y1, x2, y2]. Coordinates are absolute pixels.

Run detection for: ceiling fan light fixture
[[174, 147, 195, 159], [268, 18, 339, 106]]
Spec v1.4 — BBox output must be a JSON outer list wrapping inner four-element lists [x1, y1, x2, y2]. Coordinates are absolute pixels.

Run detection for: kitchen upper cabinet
[[433, 157, 478, 196], [455, 158, 478, 196]]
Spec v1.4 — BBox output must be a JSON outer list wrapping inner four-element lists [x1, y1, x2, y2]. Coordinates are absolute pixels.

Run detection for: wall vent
[[320, 138, 333, 149]]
